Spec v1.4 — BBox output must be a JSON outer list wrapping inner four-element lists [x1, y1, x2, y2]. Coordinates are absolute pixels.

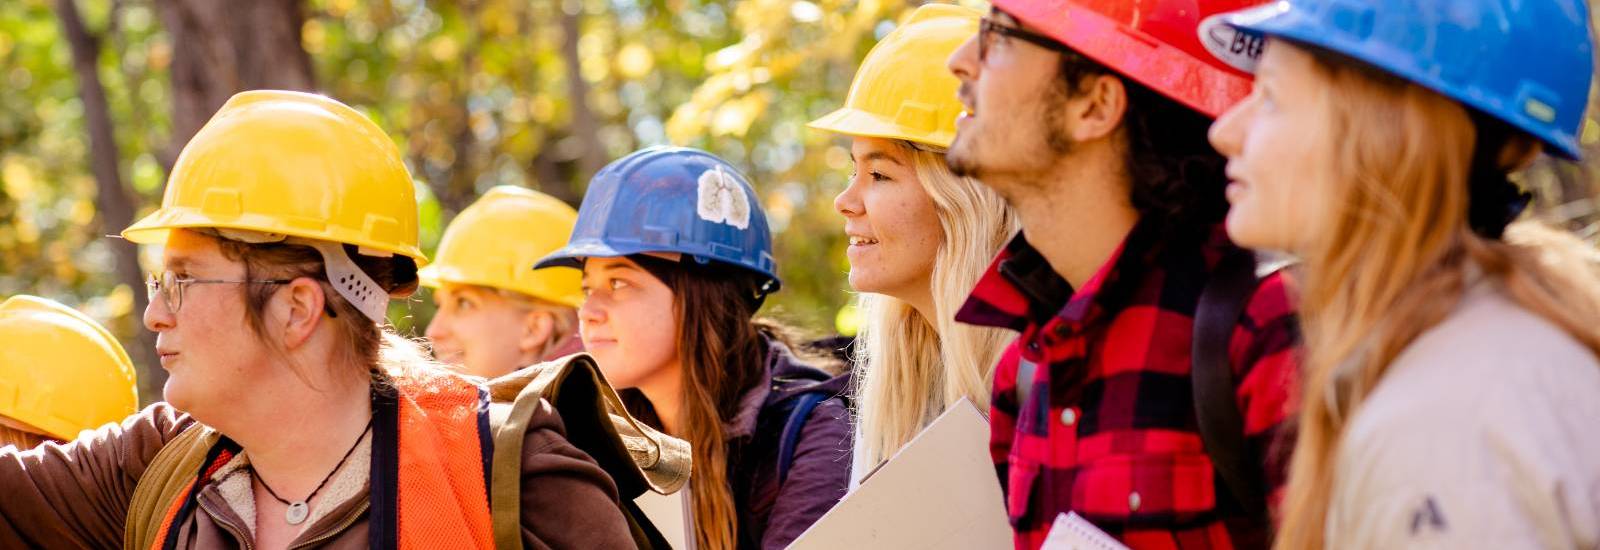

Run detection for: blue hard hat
[[535, 146, 781, 293], [1201, 0, 1595, 159]]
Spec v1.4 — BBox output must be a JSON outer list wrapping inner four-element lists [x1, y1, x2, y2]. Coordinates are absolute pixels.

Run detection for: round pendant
[[285, 501, 309, 525]]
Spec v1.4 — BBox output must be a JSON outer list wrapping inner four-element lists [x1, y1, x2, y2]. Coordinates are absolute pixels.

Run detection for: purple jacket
[[624, 337, 853, 549]]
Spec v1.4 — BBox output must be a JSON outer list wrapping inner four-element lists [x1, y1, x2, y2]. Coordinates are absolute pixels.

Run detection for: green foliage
[[0, 0, 168, 345], [3, 0, 1599, 395]]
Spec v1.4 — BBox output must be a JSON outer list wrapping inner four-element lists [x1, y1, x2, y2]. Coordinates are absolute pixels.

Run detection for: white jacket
[[1326, 282, 1600, 549]]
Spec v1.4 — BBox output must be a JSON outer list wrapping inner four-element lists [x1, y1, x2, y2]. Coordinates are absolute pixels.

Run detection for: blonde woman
[[1205, 1, 1600, 547], [809, 3, 1018, 484], [421, 186, 585, 378]]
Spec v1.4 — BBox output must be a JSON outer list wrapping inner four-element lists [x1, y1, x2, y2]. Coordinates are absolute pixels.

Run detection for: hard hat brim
[[535, 239, 782, 294], [534, 240, 635, 271], [417, 264, 585, 309], [122, 206, 431, 266], [1203, 3, 1585, 160], [807, 107, 956, 150], [994, 0, 1256, 119]]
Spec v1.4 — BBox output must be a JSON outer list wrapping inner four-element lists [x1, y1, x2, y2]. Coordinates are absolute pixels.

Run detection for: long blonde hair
[[1275, 49, 1600, 549], [852, 140, 1019, 471]]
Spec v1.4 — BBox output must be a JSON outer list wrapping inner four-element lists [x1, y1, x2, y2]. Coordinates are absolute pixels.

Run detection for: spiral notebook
[[1040, 512, 1131, 550]]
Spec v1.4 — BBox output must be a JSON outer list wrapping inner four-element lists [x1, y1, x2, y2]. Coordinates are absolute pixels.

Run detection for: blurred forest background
[[2, 0, 1597, 404]]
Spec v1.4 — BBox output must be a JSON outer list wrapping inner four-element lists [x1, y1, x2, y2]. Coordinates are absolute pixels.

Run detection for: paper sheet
[[787, 398, 1011, 549], [1040, 512, 1130, 550], [636, 488, 693, 549]]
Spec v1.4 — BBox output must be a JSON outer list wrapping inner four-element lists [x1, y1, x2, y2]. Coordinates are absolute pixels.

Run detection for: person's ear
[[279, 278, 327, 349], [1067, 73, 1128, 143], [519, 309, 555, 359]]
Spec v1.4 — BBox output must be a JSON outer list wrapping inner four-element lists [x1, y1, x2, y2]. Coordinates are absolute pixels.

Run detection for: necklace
[[252, 417, 373, 525]]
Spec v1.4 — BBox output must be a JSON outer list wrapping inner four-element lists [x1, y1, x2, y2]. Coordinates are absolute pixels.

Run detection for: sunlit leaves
[[5, 0, 1597, 363]]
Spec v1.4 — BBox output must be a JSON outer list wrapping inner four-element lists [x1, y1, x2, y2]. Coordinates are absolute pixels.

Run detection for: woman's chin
[[846, 270, 885, 295], [161, 378, 193, 411]]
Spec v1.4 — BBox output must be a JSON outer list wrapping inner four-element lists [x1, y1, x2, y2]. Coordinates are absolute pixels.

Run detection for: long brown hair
[[1275, 47, 1600, 549], [636, 255, 772, 550]]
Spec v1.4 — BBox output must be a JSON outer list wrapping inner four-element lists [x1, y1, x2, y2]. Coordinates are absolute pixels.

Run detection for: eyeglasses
[[146, 271, 291, 314], [978, 17, 1076, 62]]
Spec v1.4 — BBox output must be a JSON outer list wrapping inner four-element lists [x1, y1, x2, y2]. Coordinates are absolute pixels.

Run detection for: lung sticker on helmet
[[696, 165, 751, 230]]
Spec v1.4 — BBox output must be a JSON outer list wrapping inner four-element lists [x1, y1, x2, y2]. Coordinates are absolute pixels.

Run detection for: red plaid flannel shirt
[[957, 221, 1300, 550]]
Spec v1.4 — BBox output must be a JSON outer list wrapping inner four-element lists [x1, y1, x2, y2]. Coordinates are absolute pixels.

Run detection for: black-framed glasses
[[146, 271, 291, 314], [978, 17, 1076, 62]]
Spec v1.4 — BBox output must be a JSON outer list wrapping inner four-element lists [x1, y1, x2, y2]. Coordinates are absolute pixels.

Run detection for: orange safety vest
[[149, 368, 494, 550]]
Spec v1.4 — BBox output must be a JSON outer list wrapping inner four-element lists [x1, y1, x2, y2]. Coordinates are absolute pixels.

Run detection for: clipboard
[[787, 398, 1011, 549]]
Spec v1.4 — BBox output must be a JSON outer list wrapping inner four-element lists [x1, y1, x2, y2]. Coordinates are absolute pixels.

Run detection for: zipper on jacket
[[198, 498, 256, 550], [288, 500, 371, 550]]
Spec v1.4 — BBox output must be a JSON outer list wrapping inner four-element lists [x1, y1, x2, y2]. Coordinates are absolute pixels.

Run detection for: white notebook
[[636, 488, 692, 549], [786, 398, 1011, 549], [1041, 512, 1131, 550]]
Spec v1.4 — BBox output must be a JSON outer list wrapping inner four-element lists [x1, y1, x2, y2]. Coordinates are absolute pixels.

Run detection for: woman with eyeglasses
[[0, 90, 634, 549]]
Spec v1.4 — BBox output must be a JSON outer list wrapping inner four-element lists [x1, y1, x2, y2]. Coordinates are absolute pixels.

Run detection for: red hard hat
[[991, 0, 1269, 118]]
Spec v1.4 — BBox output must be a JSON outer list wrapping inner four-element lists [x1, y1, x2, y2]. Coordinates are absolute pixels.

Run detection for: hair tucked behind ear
[[209, 234, 439, 390], [1274, 46, 1600, 550]]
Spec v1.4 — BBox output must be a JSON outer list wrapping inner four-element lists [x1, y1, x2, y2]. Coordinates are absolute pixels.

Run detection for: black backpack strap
[[1192, 247, 1268, 519], [776, 391, 829, 486], [369, 386, 401, 550]]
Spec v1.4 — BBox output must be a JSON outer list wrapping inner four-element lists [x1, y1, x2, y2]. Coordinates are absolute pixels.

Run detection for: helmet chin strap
[[299, 239, 391, 323], [207, 228, 392, 323]]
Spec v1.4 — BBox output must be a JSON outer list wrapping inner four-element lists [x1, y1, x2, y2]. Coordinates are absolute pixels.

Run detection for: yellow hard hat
[[0, 296, 138, 441], [419, 186, 584, 308], [808, 4, 979, 149], [122, 90, 426, 264]]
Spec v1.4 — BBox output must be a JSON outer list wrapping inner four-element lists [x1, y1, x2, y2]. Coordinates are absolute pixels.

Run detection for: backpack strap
[[776, 391, 829, 486], [1191, 247, 1269, 520], [486, 355, 692, 550], [125, 424, 231, 550]]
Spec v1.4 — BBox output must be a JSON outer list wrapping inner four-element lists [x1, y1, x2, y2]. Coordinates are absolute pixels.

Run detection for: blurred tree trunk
[[559, 4, 607, 182], [153, 0, 315, 170], [56, 0, 159, 403], [434, 0, 482, 216], [125, 0, 313, 398], [526, 2, 608, 205]]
